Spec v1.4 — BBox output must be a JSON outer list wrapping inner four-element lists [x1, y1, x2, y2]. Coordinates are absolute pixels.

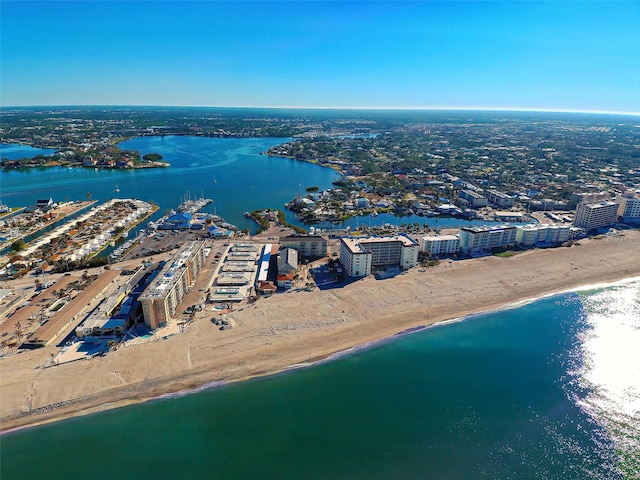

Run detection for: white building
[[458, 189, 488, 208], [420, 235, 461, 256], [618, 192, 640, 223], [339, 234, 419, 277], [573, 201, 620, 230], [515, 224, 571, 247], [35, 198, 55, 211], [339, 238, 372, 277], [485, 190, 515, 208], [139, 241, 206, 329], [459, 226, 517, 255]]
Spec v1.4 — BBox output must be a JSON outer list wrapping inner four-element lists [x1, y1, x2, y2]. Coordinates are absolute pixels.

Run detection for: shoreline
[[1, 274, 636, 437], [2, 231, 640, 434]]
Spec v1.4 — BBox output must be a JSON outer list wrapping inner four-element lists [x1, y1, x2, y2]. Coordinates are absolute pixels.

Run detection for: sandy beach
[[2, 230, 640, 433]]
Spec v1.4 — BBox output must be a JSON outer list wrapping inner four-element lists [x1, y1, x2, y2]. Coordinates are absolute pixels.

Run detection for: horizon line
[[2, 104, 639, 117]]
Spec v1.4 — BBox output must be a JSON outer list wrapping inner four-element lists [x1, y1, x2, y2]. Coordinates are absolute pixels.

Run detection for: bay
[[1, 136, 515, 234], [2, 282, 638, 479], [0, 143, 58, 160], [1, 136, 340, 233]]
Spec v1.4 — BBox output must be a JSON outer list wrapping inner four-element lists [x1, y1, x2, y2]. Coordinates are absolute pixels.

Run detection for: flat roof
[[29, 270, 121, 345], [359, 234, 418, 247], [460, 225, 516, 233], [581, 201, 619, 209], [217, 272, 251, 285], [518, 223, 571, 231], [341, 234, 418, 254], [421, 234, 460, 242], [486, 190, 513, 198], [494, 211, 523, 217], [340, 237, 370, 254], [140, 241, 204, 300], [460, 189, 486, 199]]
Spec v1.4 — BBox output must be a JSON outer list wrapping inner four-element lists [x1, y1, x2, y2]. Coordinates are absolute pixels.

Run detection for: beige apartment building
[[139, 241, 206, 329]]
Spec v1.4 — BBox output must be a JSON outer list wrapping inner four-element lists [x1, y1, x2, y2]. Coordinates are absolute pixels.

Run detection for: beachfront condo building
[[459, 226, 517, 255], [339, 238, 372, 277], [139, 240, 206, 329], [573, 201, 620, 230], [515, 224, 571, 247], [280, 235, 328, 260], [340, 234, 419, 277], [618, 192, 640, 223], [420, 234, 461, 256]]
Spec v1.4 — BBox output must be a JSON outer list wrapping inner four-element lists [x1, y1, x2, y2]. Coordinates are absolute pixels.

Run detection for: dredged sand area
[[2, 230, 640, 433]]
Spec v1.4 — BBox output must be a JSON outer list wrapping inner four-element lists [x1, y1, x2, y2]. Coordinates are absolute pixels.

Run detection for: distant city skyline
[[2, 1, 639, 115]]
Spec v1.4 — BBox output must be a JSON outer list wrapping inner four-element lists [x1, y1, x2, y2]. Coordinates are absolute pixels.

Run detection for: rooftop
[[140, 241, 204, 300], [421, 234, 460, 242], [460, 225, 516, 234]]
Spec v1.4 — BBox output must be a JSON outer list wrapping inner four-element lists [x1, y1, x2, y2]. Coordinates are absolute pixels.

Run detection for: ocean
[[2, 135, 638, 477], [1, 281, 639, 479]]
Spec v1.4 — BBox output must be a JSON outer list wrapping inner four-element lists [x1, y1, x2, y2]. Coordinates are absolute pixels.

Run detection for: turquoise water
[[2, 282, 638, 479], [1, 136, 339, 232], [0, 142, 58, 160], [1, 135, 514, 233]]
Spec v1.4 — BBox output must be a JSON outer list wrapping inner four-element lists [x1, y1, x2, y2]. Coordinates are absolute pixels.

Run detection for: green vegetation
[[3, 108, 639, 221], [276, 210, 306, 234], [50, 301, 66, 312], [493, 251, 516, 258], [10, 239, 25, 252], [249, 210, 271, 233], [142, 153, 163, 162]]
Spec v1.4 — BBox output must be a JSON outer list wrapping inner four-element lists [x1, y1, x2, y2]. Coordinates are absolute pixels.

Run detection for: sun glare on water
[[576, 282, 640, 473]]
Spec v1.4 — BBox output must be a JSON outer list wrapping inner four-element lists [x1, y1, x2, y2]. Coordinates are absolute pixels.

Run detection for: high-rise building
[[420, 235, 461, 256], [339, 234, 419, 277], [618, 192, 640, 223], [515, 224, 571, 247], [459, 226, 517, 255], [573, 201, 619, 230], [139, 241, 206, 329]]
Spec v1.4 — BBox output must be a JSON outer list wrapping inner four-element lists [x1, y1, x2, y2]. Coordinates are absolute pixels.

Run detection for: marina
[[0, 201, 96, 256]]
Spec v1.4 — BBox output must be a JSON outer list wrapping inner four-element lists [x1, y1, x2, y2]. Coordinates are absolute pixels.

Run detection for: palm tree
[[14, 321, 25, 341]]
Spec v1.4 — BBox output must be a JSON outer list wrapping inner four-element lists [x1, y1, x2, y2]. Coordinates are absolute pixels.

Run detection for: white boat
[[114, 183, 120, 193]]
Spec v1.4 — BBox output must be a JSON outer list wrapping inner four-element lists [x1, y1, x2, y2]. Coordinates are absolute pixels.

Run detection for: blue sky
[[1, 1, 639, 113]]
